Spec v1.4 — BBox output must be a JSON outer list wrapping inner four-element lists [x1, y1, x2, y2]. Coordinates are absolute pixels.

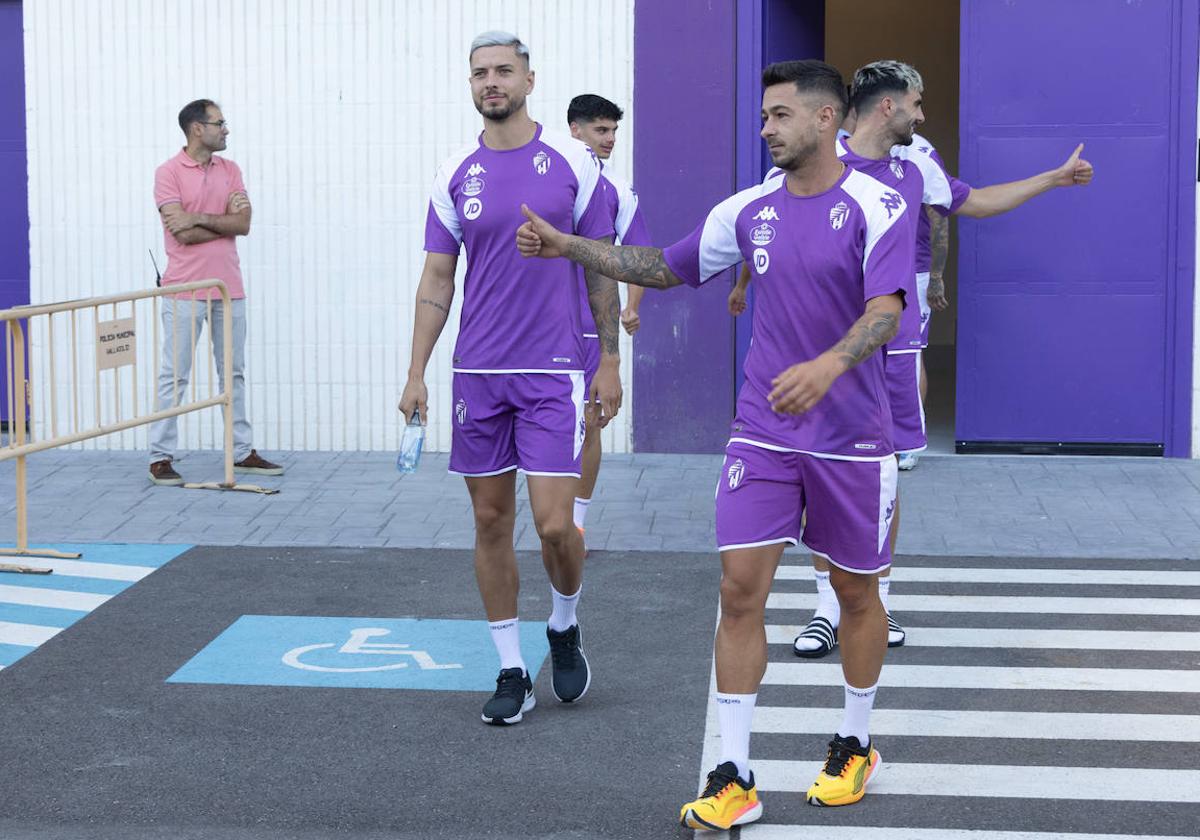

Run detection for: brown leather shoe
[[149, 459, 184, 486], [233, 449, 284, 476]]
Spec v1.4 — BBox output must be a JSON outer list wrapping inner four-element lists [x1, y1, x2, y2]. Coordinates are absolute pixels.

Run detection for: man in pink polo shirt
[[148, 98, 282, 485]]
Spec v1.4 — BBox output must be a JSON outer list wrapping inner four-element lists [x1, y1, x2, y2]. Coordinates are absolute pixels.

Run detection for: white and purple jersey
[[835, 136, 966, 350], [578, 164, 652, 337], [892, 132, 972, 273], [664, 166, 913, 458], [425, 124, 614, 372]]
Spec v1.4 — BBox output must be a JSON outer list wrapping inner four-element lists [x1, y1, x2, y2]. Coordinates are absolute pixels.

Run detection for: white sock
[[488, 618, 525, 672], [878, 576, 891, 613], [815, 569, 840, 626], [837, 682, 877, 747], [573, 497, 591, 530], [716, 692, 757, 781], [548, 584, 581, 632]]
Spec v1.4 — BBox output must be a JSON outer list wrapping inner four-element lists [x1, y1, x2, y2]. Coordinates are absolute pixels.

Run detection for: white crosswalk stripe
[[0, 621, 62, 647], [696, 561, 1200, 837], [0, 584, 109, 612]]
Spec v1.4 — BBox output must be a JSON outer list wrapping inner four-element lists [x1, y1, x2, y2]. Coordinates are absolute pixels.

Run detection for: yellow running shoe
[[806, 734, 881, 806], [679, 761, 762, 830]]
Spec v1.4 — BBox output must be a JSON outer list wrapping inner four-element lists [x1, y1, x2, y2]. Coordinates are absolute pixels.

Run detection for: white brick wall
[[22, 0, 637, 454]]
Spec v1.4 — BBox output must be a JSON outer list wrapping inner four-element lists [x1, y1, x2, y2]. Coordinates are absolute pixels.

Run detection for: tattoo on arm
[[830, 307, 899, 371], [419, 297, 449, 315], [585, 266, 622, 355], [565, 238, 683, 290], [927, 207, 949, 280]]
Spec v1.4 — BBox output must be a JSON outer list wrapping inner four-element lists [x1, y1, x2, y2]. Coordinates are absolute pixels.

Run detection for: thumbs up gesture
[[516, 204, 570, 259], [1054, 143, 1094, 187]]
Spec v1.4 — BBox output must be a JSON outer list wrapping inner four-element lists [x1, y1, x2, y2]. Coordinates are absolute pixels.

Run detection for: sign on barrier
[[96, 317, 136, 370]]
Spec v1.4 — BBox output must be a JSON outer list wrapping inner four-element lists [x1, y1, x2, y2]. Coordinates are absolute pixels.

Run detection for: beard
[[475, 92, 525, 122], [769, 134, 819, 171]]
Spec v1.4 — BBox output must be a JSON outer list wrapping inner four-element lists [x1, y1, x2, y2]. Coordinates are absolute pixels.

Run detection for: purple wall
[[632, 1, 739, 453], [0, 1, 29, 423]]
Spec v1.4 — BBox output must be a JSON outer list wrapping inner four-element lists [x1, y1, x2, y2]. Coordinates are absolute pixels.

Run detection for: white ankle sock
[[488, 618, 525, 672], [878, 576, 891, 612], [548, 584, 581, 632], [716, 692, 757, 781], [837, 682, 877, 747], [815, 569, 840, 626], [573, 497, 591, 530]]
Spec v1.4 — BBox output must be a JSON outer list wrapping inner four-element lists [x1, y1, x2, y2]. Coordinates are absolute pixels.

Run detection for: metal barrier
[[1, 279, 276, 573]]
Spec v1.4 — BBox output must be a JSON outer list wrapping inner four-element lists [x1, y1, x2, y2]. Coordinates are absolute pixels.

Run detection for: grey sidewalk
[[1, 449, 1199, 559]]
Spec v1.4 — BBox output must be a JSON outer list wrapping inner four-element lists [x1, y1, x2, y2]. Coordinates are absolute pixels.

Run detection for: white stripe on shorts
[[878, 457, 899, 553], [570, 372, 585, 461]]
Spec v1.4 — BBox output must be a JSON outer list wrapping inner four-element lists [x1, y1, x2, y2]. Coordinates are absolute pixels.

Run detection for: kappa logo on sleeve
[[466, 162, 487, 177], [752, 206, 779, 221], [879, 191, 904, 219]]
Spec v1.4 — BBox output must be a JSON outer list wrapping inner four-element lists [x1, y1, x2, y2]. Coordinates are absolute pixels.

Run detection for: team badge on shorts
[[829, 201, 849, 230], [727, 458, 746, 490], [533, 151, 551, 175], [455, 398, 467, 426]]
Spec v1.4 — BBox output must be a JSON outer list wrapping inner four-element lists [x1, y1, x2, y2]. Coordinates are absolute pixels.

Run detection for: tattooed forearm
[[585, 266, 622, 355], [830, 307, 899, 371], [565, 238, 683, 290], [419, 297, 449, 315], [927, 206, 949, 281]]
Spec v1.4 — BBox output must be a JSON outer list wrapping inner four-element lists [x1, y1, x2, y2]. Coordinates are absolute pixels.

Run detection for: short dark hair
[[567, 94, 624, 125], [849, 60, 923, 112], [178, 99, 218, 135], [761, 60, 847, 118]]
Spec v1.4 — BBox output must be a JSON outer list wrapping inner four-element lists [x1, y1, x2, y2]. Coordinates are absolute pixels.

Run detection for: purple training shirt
[[891, 132, 972, 273], [664, 165, 914, 458], [425, 123, 614, 372]]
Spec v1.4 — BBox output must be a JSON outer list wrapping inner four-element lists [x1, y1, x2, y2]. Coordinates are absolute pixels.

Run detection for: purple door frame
[[0, 0, 30, 424], [956, 0, 1197, 457]]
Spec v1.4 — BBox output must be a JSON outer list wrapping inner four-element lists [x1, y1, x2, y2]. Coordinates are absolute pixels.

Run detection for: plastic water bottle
[[396, 410, 425, 475]]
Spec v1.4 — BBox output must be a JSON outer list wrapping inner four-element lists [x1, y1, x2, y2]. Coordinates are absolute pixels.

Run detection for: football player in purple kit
[[565, 94, 651, 548], [518, 60, 913, 827], [398, 32, 622, 727]]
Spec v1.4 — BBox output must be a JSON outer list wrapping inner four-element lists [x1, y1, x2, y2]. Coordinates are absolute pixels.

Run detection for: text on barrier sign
[[96, 317, 136, 370]]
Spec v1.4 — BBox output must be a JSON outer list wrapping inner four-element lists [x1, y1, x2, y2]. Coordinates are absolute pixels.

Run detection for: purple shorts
[[885, 350, 926, 455], [916, 272, 932, 348], [581, 337, 601, 403], [715, 440, 897, 574], [448, 372, 585, 477]]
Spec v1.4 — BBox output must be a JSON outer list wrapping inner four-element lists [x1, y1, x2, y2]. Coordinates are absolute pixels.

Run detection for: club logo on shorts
[[889, 158, 905, 179], [462, 176, 485, 197], [753, 247, 769, 275], [579, 416, 587, 443], [533, 151, 551, 175], [463, 198, 483, 220], [466, 162, 487, 177], [829, 201, 850, 230], [880, 191, 904, 219], [752, 206, 779, 221], [750, 223, 775, 246], [455, 398, 467, 426], [727, 458, 746, 490], [883, 497, 896, 525]]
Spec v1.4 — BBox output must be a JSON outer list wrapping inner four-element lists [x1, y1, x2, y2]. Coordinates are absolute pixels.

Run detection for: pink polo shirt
[[153, 150, 247, 300]]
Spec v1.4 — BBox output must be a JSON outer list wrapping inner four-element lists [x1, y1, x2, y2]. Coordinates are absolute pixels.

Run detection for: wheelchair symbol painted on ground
[[282, 627, 463, 673]]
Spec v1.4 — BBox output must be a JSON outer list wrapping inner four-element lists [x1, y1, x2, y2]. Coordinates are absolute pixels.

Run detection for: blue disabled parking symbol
[[168, 616, 549, 692]]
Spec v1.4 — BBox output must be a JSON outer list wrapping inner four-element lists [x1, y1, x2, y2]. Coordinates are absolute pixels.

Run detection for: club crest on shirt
[[533, 151, 551, 175], [466, 162, 487, 177], [455, 398, 467, 426], [462, 176, 485, 197], [750, 223, 775, 246], [463, 197, 483, 220], [727, 458, 746, 490], [753, 247, 770, 275], [829, 201, 850, 230], [889, 158, 905, 179]]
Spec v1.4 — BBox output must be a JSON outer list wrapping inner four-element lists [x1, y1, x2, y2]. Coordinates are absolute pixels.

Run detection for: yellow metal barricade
[[0, 280, 277, 573]]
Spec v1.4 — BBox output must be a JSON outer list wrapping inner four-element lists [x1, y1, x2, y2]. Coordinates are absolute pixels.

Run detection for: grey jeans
[[149, 297, 253, 461]]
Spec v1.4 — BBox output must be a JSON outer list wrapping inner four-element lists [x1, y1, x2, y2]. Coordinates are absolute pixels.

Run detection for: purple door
[[0, 0, 30, 423], [957, 0, 1197, 456]]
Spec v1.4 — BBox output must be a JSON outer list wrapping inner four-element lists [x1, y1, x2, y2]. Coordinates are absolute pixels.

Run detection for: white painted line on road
[[0, 621, 62, 647], [40, 558, 154, 582], [762, 662, 1200, 693], [766, 593, 1200, 616], [752, 706, 1200, 742], [0, 585, 109, 612], [742, 826, 1194, 840], [752, 759, 1200, 802], [775, 566, 1200, 586], [765, 625, 1200, 651]]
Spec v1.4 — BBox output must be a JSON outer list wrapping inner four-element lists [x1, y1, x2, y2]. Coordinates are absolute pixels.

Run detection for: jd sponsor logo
[[533, 151, 551, 175], [727, 458, 746, 490], [752, 205, 779, 221], [466, 162, 487, 177], [829, 201, 850, 230], [750, 223, 775, 246], [753, 247, 770, 275], [455, 398, 467, 425], [463, 198, 483, 220], [462, 176, 485, 197]]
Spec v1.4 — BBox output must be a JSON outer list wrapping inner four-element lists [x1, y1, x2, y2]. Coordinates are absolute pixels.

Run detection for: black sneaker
[[481, 667, 534, 725], [547, 624, 591, 703]]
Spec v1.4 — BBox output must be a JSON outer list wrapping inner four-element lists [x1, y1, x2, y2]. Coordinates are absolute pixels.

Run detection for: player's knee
[[472, 502, 514, 538], [831, 572, 877, 614], [719, 574, 765, 621], [532, 515, 573, 545]]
